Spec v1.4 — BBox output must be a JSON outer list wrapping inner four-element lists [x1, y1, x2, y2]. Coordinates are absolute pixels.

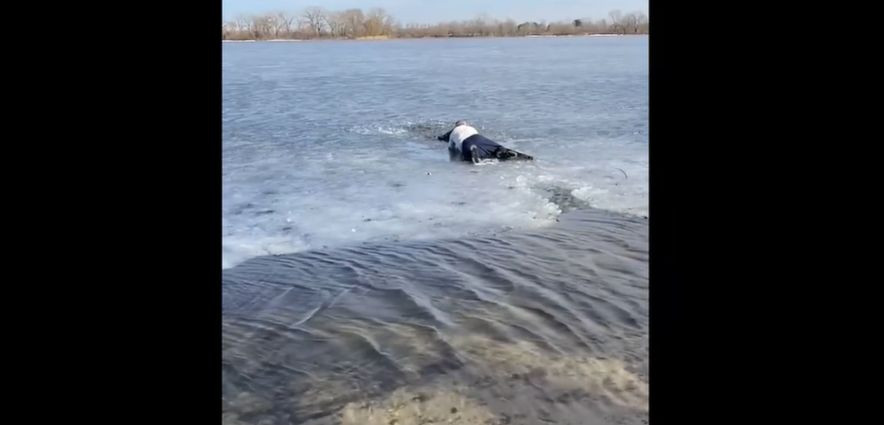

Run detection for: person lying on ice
[[438, 120, 534, 164]]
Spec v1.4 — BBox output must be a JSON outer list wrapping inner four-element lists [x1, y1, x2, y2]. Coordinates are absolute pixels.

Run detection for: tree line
[[222, 7, 648, 40]]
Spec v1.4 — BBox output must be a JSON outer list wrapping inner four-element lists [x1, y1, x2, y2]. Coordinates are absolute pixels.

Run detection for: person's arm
[[448, 142, 459, 161], [437, 129, 452, 142]]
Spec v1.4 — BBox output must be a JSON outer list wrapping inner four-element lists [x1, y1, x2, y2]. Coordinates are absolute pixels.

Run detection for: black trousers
[[458, 134, 534, 162]]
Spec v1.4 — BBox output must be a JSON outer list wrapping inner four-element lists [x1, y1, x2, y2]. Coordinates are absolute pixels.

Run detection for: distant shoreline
[[222, 34, 646, 43]]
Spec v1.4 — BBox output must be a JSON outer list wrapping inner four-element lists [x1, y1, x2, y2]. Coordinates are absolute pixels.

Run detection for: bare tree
[[363, 8, 394, 36], [301, 6, 327, 38], [249, 15, 274, 39], [325, 11, 345, 38], [468, 13, 494, 36], [275, 11, 295, 37], [608, 10, 624, 33], [339, 8, 365, 38], [260, 14, 278, 38], [382, 10, 397, 35], [233, 14, 245, 31], [635, 12, 649, 33], [431, 22, 450, 37], [232, 14, 251, 35], [364, 9, 379, 36], [618, 12, 648, 34], [622, 13, 634, 33], [222, 8, 645, 40], [498, 19, 517, 36]]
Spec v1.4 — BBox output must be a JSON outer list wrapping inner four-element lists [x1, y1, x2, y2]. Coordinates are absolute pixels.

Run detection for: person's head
[[455, 120, 468, 127]]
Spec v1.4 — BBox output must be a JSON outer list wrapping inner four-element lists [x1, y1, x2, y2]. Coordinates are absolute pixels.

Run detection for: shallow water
[[222, 207, 648, 425]]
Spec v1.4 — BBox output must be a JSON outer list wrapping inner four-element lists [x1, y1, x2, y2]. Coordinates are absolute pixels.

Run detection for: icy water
[[223, 36, 648, 425], [222, 36, 647, 269]]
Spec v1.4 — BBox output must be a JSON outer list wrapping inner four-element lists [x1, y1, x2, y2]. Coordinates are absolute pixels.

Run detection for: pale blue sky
[[222, 0, 649, 25]]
